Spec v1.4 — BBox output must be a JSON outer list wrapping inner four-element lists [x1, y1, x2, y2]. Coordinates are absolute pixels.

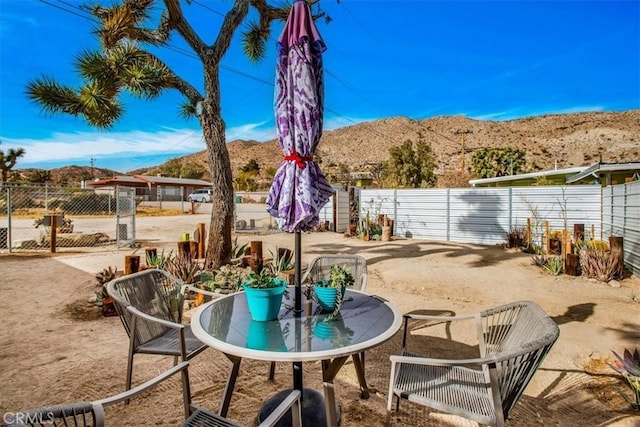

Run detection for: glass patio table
[[190, 288, 402, 427]]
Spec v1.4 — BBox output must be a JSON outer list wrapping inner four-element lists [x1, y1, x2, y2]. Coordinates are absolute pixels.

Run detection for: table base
[[258, 388, 340, 427]]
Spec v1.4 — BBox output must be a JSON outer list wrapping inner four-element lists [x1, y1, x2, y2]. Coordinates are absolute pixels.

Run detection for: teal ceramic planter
[[246, 320, 286, 351], [243, 280, 286, 321], [313, 284, 346, 312]]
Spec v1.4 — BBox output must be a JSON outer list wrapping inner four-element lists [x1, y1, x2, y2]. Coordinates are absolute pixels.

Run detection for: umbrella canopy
[[266, 0, 333, 232]]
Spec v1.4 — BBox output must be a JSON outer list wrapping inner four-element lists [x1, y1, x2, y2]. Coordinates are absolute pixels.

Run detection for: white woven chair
[[387, 300, 559, 426]]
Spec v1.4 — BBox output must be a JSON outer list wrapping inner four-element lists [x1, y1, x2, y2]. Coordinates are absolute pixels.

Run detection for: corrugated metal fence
[[603, 181, 640, 276], [359, 185, 603, 246]]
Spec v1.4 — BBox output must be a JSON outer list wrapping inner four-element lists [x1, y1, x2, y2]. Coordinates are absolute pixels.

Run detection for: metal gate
[[116, 185, 136, 248]]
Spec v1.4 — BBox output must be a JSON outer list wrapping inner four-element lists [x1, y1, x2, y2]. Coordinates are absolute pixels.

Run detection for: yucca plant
[[610, 347, 640, 410]]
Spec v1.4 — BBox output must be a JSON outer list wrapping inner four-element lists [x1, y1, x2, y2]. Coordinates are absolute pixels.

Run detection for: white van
[[187, 188, 213, 203]]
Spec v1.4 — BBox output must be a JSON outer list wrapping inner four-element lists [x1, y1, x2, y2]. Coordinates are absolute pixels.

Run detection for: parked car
[[187, 188, 213, 203]]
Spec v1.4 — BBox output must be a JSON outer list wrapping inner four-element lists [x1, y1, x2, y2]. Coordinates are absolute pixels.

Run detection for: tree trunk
[[201, 65, 234, 269]]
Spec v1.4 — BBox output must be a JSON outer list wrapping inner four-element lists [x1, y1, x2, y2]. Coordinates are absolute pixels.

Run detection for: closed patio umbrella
[[265, 0, 333, 411], [266, 0, 332, 316]]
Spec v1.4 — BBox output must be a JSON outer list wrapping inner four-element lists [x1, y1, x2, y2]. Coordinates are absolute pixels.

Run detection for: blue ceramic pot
[[243, 280, 286, 321], [313, 284, 346, 312], [246, 320, 286, 351]]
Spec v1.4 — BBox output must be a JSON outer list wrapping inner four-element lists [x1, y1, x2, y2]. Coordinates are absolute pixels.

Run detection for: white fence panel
[[318, 195, 334, 227], [360, 185, 602, 246], [449, 188, 510, 245], [512, 186, 602, 243], [334, 189, 350, 233], [603, 181, 640, 276]]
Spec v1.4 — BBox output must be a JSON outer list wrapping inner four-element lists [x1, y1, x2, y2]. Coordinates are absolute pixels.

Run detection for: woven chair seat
[[137, 326, 206, 356], [183, 408, 243, 427], [393, 352, 494, 425]]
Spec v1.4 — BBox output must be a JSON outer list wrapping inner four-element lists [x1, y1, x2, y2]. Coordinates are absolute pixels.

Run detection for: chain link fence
[[0, 183, 120, 252]]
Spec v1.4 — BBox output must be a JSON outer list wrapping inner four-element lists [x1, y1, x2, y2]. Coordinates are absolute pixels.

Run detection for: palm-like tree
[[0, 146, 26, 183], [26, 0, 324, 268]]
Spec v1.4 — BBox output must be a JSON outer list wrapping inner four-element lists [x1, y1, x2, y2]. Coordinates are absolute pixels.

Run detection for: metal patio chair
[[3, 361, 301, 427], [387, 300, 560, 426], [107, 268, 221, 395], [3, 361, 191, 427], [184, 390, 302, 427]]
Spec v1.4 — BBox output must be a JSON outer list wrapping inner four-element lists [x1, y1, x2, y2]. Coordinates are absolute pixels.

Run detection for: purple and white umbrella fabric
[[266, 0, 332, 233]]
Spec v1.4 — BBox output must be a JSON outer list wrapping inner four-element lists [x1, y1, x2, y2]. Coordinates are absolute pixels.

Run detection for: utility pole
[[90, 158, 96, 179], [454, 129, 473, 172]]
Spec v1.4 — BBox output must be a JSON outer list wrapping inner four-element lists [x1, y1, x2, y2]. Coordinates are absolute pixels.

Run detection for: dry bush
[[579, 247, 624, 282]]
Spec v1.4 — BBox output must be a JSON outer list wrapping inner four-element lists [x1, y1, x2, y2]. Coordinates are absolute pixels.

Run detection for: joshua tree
[[26, 0, 325, 268], [0, 144, 26, 183]]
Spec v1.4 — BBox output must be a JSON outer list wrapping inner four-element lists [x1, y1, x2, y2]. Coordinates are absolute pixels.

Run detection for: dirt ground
[[1, 230, 639, 426]]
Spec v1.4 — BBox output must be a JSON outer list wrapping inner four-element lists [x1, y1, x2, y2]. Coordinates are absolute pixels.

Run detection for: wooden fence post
[[124, 255, 140, 275], [249, 240, 263, 273], [544, 221, 550, 254], [197, 223, 206, 258]]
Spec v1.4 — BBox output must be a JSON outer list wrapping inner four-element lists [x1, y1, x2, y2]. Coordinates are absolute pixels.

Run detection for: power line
[[191, 0, 225, 17], [38, 0, 94, 22], [37, 0, 410, 148]]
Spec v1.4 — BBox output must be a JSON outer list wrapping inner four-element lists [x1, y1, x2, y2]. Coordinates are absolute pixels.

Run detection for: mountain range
[[20, 110, 640, 187]]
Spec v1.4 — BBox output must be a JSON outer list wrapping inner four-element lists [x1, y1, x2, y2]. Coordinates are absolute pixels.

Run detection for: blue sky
[[1, 0, 638, 172]]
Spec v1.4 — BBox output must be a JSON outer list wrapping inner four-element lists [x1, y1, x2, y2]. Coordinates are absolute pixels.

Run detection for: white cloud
[[0, 116, 376, 169], [1, 129, 205, 165]]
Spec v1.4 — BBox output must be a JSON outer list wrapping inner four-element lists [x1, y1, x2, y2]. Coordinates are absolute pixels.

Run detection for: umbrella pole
[[293, 231, 303, 391]]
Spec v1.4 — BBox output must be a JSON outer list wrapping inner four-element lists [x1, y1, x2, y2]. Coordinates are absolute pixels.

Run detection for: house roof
[[469, 167, 587, 187], [86, 175, 149, 188], [565, 162, 640, 184]]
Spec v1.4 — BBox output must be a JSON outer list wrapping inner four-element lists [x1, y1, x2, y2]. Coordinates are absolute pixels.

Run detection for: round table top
[[190, 288, 402, 362]]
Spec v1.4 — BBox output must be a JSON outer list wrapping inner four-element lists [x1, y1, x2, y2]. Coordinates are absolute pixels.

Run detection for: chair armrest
[[390, 353, 494, 367], [258, 390, 302, 427], [95, 362, 189, 407], [403, 312, 477, 322], [126, 306, 185, 330], [183, 284, 226, 298]]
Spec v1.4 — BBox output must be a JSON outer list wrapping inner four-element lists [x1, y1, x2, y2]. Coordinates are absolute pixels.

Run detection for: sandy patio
[[1, 231, 639, 426]]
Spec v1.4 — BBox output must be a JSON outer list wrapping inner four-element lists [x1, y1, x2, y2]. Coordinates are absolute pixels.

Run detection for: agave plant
[[609, 347, 640, 410], [163, 251, 203, 284], [544, 256, 564, 276], [268, 247, 294, 276]]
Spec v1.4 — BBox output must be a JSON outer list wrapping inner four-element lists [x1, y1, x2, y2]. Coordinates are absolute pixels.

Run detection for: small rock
[[608, 280, 621, 288], [88, 296, 97, 303]]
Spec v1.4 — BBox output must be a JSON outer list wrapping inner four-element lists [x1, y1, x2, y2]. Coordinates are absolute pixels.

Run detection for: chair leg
[[125, 352, 134, 404], [268, 361, 276, 380]]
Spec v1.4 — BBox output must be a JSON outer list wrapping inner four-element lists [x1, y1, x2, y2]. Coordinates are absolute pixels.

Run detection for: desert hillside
[[163, 110, 640, 181], [19, 110, 640, 186]]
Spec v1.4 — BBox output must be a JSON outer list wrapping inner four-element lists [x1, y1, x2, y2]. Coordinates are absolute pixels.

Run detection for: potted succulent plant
[[313, 264, 355, 318], [242, 268, 287, 321]]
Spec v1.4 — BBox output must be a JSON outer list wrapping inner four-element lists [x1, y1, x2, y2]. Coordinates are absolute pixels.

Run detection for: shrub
[[579, 246, 623, 282]]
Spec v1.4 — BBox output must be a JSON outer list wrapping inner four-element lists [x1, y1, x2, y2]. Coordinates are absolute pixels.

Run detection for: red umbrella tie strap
[[284, 152, 313, 168]]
